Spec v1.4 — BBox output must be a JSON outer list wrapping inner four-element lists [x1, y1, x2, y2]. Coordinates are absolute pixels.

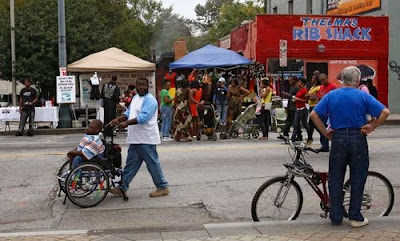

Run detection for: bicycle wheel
[[66, 162, 109, 208], [58, 160, 70, 194], [252, 176, 303, 221], [343, 171, 394, 217]]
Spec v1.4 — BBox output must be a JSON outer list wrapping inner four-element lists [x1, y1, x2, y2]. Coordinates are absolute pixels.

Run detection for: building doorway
[[306, 62, 328, 81]]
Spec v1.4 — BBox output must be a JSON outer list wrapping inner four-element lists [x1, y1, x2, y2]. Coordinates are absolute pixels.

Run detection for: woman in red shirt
[[291, 78, 311, 143]]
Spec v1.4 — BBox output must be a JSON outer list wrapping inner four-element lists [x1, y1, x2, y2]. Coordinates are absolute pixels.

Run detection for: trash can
[[58, 105, 72, 128]]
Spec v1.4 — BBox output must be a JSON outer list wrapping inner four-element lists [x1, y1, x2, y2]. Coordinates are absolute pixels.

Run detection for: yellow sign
[[327, 0, 381, 15]]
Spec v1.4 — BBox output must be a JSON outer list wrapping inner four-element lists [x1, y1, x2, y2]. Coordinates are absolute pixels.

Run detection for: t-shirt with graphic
[[295, 87, 308, 109], [19, 87, 37, 110], [77, 134, 105, 160], [160, 89, 172, 108]]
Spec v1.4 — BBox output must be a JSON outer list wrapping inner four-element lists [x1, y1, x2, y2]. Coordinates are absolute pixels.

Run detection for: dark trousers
[[257, 108, 270, 137], [329, 128, 369, 224], [104, 101, 117, 126], [283, 109, 296, 137], [18, 109, 35, 134], [291, 108, 310, 142], [308, 106, 316, 141]]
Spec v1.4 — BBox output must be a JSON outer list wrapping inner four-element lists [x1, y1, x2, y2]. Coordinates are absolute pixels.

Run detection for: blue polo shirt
[[313, 88, 385, 129]]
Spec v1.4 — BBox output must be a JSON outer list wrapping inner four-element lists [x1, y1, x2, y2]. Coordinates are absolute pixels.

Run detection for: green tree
[[194, 0, 234, 32], [208, 0, 263, 42]]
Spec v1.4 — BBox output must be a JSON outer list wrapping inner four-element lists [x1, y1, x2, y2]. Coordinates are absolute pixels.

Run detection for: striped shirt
[[77, 134, 105, 160]]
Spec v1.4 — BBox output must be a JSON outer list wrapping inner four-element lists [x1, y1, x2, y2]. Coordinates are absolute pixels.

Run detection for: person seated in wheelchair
[[67, 119, 105, 168]]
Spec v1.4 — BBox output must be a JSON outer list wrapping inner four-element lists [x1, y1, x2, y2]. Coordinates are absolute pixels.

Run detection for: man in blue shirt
[[310, 66, 390, 228]]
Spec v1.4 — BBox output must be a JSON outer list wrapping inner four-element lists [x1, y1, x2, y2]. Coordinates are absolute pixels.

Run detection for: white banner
[[56, 76, 76, 104], [279, 39, 287, 68]]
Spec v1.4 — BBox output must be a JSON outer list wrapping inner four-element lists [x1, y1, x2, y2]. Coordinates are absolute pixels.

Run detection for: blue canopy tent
[[169, 44, 252, 69]]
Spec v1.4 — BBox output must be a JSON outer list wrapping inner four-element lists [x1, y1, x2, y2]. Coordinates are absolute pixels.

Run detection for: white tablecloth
[[0, 106, 59, 128]]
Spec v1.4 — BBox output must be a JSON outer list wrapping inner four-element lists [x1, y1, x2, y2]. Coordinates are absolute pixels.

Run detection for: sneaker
[[350, 218, 369, 228], [149, 187, 169, 197], [15, 132, 22, 136], [162, 137, 174, 142], [306, 140, 313, 146]]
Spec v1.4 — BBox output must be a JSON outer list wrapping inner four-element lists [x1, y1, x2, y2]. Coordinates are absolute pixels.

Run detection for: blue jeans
[[160, 106, 172, 137], [72, 153, 104, 168], [216, 101, 228, 126], [329, 128, 369, 224], [121, 144, 168, 191]]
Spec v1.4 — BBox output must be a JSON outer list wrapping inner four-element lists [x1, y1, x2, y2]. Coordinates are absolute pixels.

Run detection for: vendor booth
[[67, 47, 156, 122]]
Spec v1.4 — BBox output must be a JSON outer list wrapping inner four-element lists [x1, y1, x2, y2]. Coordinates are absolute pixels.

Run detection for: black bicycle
[[251, 141, 394, 221]]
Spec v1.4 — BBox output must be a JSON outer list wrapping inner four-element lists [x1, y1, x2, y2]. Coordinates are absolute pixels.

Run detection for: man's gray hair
[[341, 66, 361, 85]]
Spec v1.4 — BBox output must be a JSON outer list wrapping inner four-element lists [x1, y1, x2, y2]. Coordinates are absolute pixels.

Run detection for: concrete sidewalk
[[1, 216, 400, 241]]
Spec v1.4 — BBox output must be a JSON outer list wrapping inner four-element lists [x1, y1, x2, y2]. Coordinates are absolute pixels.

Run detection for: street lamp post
[[10, 0, 16, 106]]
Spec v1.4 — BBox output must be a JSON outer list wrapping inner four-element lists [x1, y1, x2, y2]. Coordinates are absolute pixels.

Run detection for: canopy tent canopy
[[68, 47, 155, 72], [0, 80, 36, 95], [169, 44, 252, 69]]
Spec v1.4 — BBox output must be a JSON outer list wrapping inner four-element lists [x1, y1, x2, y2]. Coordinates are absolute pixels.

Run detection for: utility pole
[[58, 0, 72, 128], [10, 0, 16, 106], [58, 0, 67, 68]]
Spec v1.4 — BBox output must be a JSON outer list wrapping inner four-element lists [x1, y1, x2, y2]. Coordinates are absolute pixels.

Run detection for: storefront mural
[[328, 59, 378, 87], [327, 0, 381, 16], [389, 60, 400, 80], [293, 17, 372, 41]]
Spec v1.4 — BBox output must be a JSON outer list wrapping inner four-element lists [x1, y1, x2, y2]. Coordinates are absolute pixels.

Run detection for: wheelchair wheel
[[66, 162, 109, 208], [58, 159, 70, 194]]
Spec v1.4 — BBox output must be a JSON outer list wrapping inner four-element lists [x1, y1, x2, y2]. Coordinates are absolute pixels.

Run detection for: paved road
[[0, 126, 399, 233]]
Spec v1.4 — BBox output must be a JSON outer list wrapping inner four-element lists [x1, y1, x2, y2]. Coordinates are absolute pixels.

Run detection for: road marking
[[0, 230, 87, 238]]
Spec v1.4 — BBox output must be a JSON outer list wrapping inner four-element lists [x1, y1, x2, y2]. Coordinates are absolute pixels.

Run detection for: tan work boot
[[149, 187, 170, 197]]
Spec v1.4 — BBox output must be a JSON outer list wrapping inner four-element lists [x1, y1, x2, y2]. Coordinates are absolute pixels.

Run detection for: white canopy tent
[[68, 47, 156, 106], [68, 47, 155, 72], [67, 47, 157, 122]]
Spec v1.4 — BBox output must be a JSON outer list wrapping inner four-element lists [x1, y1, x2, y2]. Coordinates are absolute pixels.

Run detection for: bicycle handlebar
[[287, 140, 320, 154]]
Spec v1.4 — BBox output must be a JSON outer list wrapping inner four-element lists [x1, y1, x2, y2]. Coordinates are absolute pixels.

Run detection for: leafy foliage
[[0, 0, 191, 97]]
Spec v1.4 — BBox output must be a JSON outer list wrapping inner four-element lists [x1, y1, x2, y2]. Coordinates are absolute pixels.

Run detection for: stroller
[[197, 104, 218, 141], [228, 103, 260, 139], [270, 96, 286, 133]]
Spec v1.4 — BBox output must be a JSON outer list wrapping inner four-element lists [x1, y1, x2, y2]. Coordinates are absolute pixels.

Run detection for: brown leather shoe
[[149, 188, 169, 197]]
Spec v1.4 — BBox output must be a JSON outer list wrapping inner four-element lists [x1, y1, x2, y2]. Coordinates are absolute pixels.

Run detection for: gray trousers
[[18, 109, 35, 133]]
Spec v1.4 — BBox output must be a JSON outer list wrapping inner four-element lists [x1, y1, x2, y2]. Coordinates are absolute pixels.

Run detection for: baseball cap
[[218, 77, 226, 82]]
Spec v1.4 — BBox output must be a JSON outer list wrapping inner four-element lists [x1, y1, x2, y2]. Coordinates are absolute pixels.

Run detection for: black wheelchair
[[57, 125, 125, 208]]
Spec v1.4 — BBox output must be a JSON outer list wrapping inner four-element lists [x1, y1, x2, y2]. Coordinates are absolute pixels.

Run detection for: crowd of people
[[160, 70, 253, 142]]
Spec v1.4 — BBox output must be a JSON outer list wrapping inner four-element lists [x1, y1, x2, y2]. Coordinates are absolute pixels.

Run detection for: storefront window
[[267, 58, 304, 78]]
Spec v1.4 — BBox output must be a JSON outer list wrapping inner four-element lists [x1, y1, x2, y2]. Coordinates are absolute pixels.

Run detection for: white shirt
[[125, 94, 160, 145]]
